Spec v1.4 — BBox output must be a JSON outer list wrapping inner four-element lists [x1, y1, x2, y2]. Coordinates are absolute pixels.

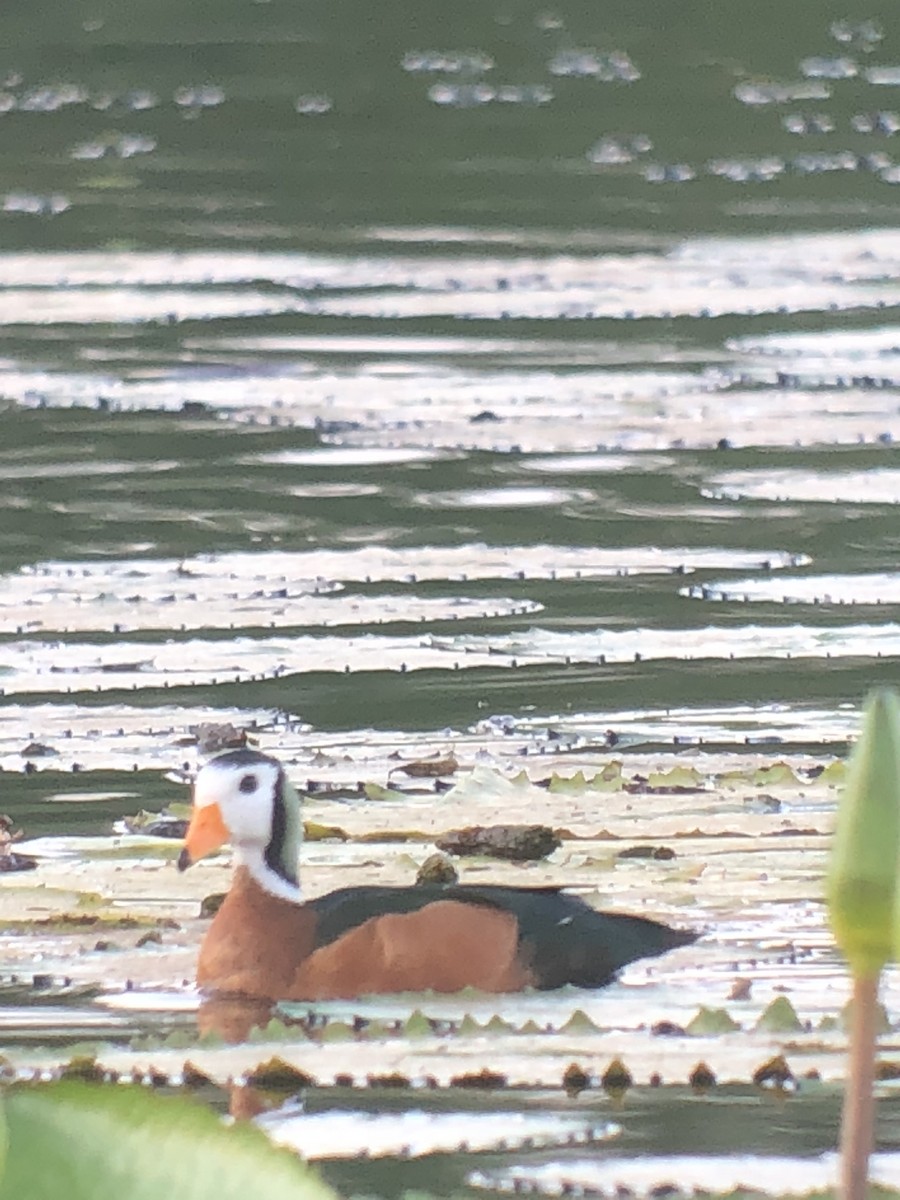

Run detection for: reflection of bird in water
[[179, 749, 696, 1036]]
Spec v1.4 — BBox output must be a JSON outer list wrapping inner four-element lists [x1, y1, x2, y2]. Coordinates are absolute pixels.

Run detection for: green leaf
[[403, 1010, 432, 1038], [818, 759, 847, 786], [646, 765, 705, 789], [362, 782, 408, 803], [248, 1018, 301, 1043], [557, 1009, 600, 1035], [715, 767, 750, 788], [165, 802, 193, 820], [518, 1019, 543, 1035], [590, 762, 625, 792], [754, 996, 804, 1033], [752, 762, 801, 787], [685, 1006, 740, 1035], [318, 1021, 353, 1043], [0, 1081, 337, 1200], [548, 770, 589, 795], [826, 689, 900, 975], [303, 821, 349, 842]]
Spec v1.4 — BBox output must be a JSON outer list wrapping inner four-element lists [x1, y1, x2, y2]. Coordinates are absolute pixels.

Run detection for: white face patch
[[193, 754, 282, 851]]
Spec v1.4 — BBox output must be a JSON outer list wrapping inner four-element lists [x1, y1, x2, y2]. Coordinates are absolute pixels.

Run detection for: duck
[[178, 748, 696, 1002]]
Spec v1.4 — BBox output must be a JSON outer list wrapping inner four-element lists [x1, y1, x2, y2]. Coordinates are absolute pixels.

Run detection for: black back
[[307, 884, 696, 989]]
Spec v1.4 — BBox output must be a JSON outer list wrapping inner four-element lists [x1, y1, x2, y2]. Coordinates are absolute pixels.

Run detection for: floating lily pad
[[685, 572, 900, 606], [263, 1106, 616, 1161], [705, 469, 900, 505], [469, 1148, 900, 1197], [0, 702, 287, 775], [0, 557, 541, 635], [0, 546, 806, 608], [0, 631, 523, 695], [436, 622, 900, 668]]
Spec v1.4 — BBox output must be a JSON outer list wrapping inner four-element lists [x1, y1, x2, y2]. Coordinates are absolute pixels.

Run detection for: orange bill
[[177, 802, 229, 872]]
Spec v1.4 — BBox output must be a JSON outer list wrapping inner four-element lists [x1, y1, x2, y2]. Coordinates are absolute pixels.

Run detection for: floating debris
[[436, 824, 561, 861], [389, 753, 458, 779], [689, 1062, 716, 1091], [450, 1068, 509, 1089], [0, 815, 37, 872], [600, 1057, 632, 1093], [562, 1062, 590, 1096], [415, 852, 459, 885], [752, 1054, 796, 1090], [245, 1058, 316, 1091]]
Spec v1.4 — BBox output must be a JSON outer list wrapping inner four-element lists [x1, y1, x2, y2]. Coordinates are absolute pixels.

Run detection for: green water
[[3, 0, 900, 247]]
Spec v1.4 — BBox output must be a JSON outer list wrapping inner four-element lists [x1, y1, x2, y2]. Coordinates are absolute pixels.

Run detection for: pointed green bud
[[826, 689, 900, 975]]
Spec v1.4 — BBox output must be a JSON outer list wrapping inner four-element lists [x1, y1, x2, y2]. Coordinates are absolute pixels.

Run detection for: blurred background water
[[2, 0, 899, 778]]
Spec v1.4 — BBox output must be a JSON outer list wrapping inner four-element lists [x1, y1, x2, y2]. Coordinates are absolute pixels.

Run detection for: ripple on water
[[416, 486, 594, 509], [732, 79, 832, 105], [517, 453, 675, 474], [253, 447, 448, 467], [0, 454, 178, 482]]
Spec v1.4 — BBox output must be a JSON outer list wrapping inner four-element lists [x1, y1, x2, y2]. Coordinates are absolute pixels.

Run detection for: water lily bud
[[827, 689, 900, 976]]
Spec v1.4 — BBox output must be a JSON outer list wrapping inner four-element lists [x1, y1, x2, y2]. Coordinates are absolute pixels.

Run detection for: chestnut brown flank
[[199, 867, 532, 1000]]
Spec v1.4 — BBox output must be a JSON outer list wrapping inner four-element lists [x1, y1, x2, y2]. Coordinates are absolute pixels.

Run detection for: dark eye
[[238, 773, 258, 794]]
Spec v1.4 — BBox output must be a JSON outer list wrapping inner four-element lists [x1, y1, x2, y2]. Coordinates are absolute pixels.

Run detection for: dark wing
[[496, 893, 697, 988], [308, 885, 460, 948], [308, 883, 695, 988]]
